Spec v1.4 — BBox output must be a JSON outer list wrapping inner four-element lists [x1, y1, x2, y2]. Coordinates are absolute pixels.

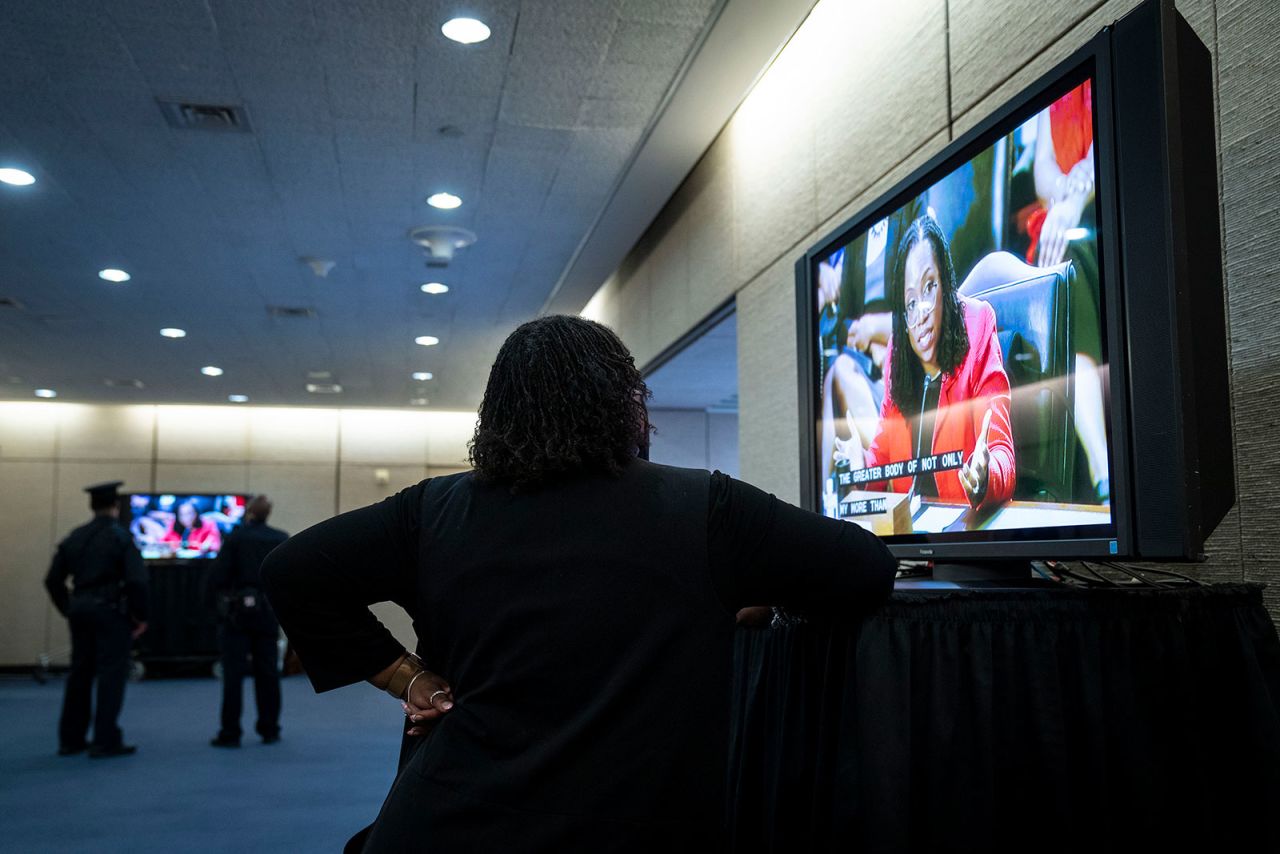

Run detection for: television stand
[[931, 560, 1035, 583]]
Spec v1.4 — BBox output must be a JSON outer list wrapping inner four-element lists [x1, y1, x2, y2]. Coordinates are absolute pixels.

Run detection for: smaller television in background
[[121, 493, 248, 560]]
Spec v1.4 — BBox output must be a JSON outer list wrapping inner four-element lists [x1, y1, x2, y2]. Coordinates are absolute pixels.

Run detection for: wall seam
[[1210, 0, 1242, 580], [705, 411, 712, 470], [149, 406, 159, 492], [43, 417, 63, 666], [944, 0, 954, 140], [334, 414, 343, 518]]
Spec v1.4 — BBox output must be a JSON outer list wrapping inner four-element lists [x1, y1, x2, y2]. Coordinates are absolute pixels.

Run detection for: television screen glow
[[123, 493, 248, 560], [811, 76, 1114, 542]]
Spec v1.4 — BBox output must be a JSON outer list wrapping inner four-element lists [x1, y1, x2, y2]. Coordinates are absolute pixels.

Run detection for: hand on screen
[[848, 312, 890, 354], [848, 317, 872, 352], [1064, 158, 1095, 200], [959, 409, 993, 508], [1037, 192, 1086, 266], [817, 261, 841, 310], [832, 411, 865, 467]]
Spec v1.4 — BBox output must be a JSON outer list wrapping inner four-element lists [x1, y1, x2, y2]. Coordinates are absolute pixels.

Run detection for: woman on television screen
[[158, 500, 222, 555], [839, 213, 1016, 509]]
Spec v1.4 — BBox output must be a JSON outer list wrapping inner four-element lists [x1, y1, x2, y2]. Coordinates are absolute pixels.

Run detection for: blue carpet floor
[[0, 674, 402, 852]]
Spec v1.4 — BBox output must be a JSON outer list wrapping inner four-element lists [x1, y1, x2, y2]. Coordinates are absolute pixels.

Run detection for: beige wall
[[586, 0, 1275, 610], [0, 402, 475, 666]]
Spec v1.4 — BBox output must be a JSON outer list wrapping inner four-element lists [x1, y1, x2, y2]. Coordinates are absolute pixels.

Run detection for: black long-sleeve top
[[262, 460, 894, 849], [45, 516, 149, 620]]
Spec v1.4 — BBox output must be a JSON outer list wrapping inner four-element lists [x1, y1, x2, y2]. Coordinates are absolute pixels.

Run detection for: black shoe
[[58, 743, 88, 756], [261, 733, 280, 745], [88, 744, 137, 759], [210, 735, 241, 748]]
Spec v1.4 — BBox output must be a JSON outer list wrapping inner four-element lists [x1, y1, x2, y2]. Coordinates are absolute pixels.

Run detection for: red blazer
[[161, 518, 223, 552], [864, 297, 1016, 508]]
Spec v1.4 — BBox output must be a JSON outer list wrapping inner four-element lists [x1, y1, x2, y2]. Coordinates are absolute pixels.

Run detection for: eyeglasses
[[905, 280, 938, 326]]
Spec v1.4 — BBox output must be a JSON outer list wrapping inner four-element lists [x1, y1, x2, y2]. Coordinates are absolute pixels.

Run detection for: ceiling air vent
[[266, 305, 317, 319], [104, 378, 145, 389], [158, 100, 251, 133], [305, 383, 343, 395]]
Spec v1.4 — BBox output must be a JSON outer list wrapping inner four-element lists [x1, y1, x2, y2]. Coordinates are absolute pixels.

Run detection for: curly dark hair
[[469, 315, 651, 491], [888, 214, 970, 417]]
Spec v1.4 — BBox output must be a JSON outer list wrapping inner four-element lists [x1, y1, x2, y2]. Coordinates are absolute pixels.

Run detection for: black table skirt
[[726, 584, 1280, 853], [138, 562, 220, 663]]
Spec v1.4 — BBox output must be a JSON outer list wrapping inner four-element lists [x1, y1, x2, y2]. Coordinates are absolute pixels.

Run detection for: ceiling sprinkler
[[302, 256, 336, 278], [409, 225, 477, 268]]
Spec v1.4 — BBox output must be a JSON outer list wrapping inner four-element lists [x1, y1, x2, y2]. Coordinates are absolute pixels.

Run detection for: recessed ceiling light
[[0, 168, 36, 186], [160, 327, 186, 338], [34, 388, 57, 398], [415, 335, 440, 346], [228, 394, 249, 403], [201, 366, 223, 377], [410, 397, 429, 406], [427, 192, 462, 210], [442, 17, 491, 44], [98, 268, 131, 283], [412, 371, 434, 381], [420, 282, 449, 295]]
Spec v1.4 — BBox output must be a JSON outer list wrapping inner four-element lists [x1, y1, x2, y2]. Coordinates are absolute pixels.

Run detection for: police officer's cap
[[84, 481, 124, 501]]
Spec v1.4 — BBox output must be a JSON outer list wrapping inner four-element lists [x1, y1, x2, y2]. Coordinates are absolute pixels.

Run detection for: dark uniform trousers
[[60, 600, 132, 749], [212, 519, 288, 741], [219, 623, 281, 740]]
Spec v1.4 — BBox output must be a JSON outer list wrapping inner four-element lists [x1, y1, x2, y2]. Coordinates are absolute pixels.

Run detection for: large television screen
[[809, 73, 1116, 547], [122, 493, 248, 560]]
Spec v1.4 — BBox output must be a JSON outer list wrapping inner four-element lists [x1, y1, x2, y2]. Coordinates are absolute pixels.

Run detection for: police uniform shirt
[[45, 517, 148, 620]]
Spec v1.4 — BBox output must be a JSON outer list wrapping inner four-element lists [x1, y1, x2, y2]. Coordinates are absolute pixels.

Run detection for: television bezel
[[794, 30, 1137, 560]]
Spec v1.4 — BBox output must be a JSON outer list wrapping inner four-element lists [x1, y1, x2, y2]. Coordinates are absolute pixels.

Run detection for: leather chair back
[[959, 251, 1076, 502]]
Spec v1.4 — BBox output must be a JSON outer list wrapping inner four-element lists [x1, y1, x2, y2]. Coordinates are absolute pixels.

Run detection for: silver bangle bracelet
[[403, 668, 427, 704]]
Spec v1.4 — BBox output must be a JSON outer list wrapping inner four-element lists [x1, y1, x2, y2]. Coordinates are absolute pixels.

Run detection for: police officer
[[210, 494, 288, 747], [44, 481, 149, 758]]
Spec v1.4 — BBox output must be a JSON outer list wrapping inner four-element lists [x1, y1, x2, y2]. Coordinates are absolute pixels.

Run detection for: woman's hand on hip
[[402, 670, 454, 736]]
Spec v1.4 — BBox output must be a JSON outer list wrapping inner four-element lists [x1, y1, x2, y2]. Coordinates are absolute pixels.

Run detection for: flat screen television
[[795, 0, 1232, 566], [121, 493, 249, 560]]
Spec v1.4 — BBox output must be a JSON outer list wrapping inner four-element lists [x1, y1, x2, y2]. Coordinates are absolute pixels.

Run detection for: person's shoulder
[[430, 470, 474, 487], [407, 469, 476, 508], [104, 522, 134, 547], [417, 469, 473, 497], [627, 458, 713, 495], [630, 457, 710, 478], [61, 520, 94, 542]]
